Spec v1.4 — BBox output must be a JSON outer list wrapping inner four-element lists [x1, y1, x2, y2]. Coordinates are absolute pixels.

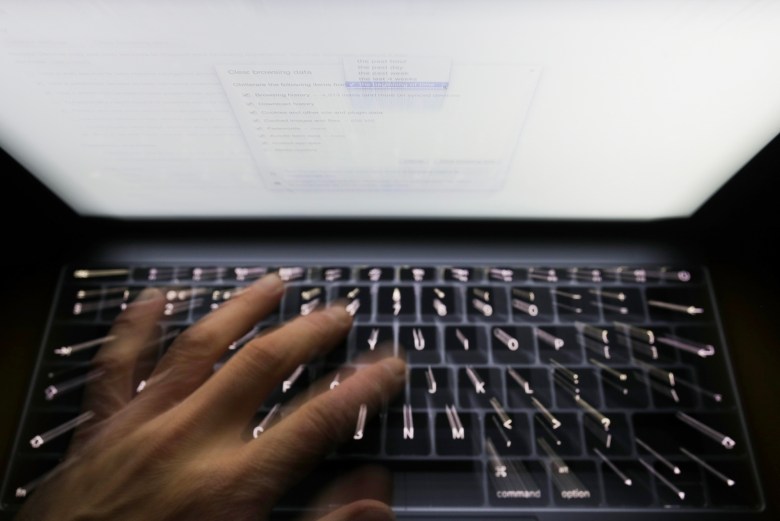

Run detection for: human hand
[[16, 274, 406, 521]]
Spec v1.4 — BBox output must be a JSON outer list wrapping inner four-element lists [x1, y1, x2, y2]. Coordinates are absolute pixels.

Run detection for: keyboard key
[[435, 409, 481, 455], [334, 285, 372, 319], [357, 266, 394, 282], [527, 267, 562, 283], [386, 406, 431, 455], [409, 367, 454, 408], [506, 367, 552, 408], [457, 367, 502, 409], [400, 266, 436, 281], [132, 266, 174, 282], [490, 326, 535, 364], [354, 326, 393, 354], [484, 411, 532, 455], [224, 266, 269, 281], [319, 266, 352, 281], [487, 458, 547, 506], [443, 266, 480, 282], [487, 267, 526, 282], [398, 326, 439, 363], [176, 266, 222, 281], [510, 286, 553, 322], [376, 286, 416, 318], [444, 326, 488, 364], [550, 460, 601, 506], [420, 286, 459, 321], [466, 286, 508, 321]]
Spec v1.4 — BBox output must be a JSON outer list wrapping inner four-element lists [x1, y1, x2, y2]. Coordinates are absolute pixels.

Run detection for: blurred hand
[[16, 274, 406, 521]]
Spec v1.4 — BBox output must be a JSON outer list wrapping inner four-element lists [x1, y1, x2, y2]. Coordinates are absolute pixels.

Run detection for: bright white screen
[[1, 0, 779, 219]]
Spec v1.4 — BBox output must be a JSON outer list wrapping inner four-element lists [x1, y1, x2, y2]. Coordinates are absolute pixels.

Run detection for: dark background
[[1, 133, 778, 516]]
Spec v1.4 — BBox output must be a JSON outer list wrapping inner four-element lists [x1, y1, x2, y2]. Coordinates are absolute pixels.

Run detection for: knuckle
[[173, 325, 222, 359], [240, 337, 286, 377]]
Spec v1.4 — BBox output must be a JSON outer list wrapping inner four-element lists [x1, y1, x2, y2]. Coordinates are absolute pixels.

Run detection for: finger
[[70, 288, 165, 450], [314, 499, 395, 521], [138, 273, 284, 411], [299, 465, 393, 521], [234, 356, 406, 510], [181, 304, 353, 426], [242, 345, 397, 440]]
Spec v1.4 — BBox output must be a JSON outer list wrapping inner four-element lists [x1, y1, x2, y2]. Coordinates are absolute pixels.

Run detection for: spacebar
[[389, 460, 485, 508]]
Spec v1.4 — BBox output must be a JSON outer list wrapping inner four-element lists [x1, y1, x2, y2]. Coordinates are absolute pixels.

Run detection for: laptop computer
[[1, 1, 778, 519]]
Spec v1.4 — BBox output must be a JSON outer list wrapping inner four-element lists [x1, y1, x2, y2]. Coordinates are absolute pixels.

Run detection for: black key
[[444, 326, 488, 364], [601, 368, 650, 410], [596, 287, 645, 320], [533, 412, 582, 456], [650, 460, 705, 507], [584, 413, 631, 455], [354, 326, 393, 354], [458, 367, 502, 409], [466, 285, 508, 321], [132, 266, 174, 282], [71, 267, 129, 282], [409, 367, 454, 408], [45, 324, 112, 362], [553, 367, 601, 410], [337, 414, 381, 456], [2, 455, 62, 506], [567, 267, 615, 283], [386, 407, 431, 455], [487, 266, 526, 282], [506, 368, 552, 408], [536, 326, 582, 364], [224, 266, 269, 282], [22, 411, 85, 455], [645, 366, 698, 409], [263, 365, 311, 406], [357, 266, 394, 282], [553, 286, 600, 321], [334, 285, 372, 318], [420, 286, 460, 321], [376, 286, 416, 318], [435, 410, 481, 455], [487, 459, 547, 506], [633, 412, 746, 457], [274, 266, 307, 282], [510, 286, 553, 322], [400, 266, 436, 281], [282, 285, 325, 319], [320, 266, 351, 282], [58, 285, 110, 320], [527, 267, 562, 283], [484, 412, 532, 455], [601, 460, 654, 506], [646, 286, 712, 322], [490, 326, 535, 364], [176, 266, 222, 282], [550, 460, 601, 506], [192, 286, 236, 318], [99, 286, 147, 322], [443, 266, 479, 282], [398, 326, 439, 363], [704, 459, 761, 508]]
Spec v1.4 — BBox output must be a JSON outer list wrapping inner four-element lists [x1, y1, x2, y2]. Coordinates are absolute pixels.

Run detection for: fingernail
[[256, 273, 284, 294], [326, 303, 353, 327], [380, 357, 407, 379], [135, 288, 162, 303]]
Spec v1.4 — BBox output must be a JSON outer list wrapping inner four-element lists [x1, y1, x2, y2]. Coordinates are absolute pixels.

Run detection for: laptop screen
[[1, 0, 779, 220]]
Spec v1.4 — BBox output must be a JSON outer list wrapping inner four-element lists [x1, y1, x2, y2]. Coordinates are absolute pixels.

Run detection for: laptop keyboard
[[1, 264, 763, 515]]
